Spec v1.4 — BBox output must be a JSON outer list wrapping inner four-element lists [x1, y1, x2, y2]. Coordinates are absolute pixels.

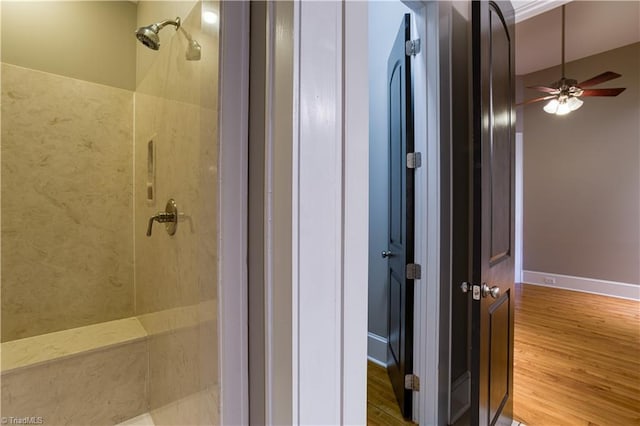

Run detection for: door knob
[[481, 284, 501, 299], [381, 250, 394, 259]]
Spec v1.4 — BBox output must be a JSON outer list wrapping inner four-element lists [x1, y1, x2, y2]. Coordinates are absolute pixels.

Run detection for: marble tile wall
[[1, 340, 148, 425], [133, 1, 220, 424], [1, 63, 135, 342], [1, 317, 147, 372], [1, 317, 149, 425]]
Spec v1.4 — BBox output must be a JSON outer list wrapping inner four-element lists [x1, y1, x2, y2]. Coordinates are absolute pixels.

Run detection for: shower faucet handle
[[146, 199, 178, 237], [146, 212, 175, 236]]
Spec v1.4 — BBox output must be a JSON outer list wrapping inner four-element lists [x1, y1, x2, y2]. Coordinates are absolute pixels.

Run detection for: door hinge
[[407, 152, 422, 169], [406, 263, 422, 280], [405, 39, 421, 56], [404, 374, 420, 391]]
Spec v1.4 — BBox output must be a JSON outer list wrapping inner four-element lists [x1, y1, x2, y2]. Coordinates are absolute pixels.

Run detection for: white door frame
[[515, 132, 524, 283], [407, 1, 444, 424], [291, 2, 369, 423], [218, 2, 250, 425]]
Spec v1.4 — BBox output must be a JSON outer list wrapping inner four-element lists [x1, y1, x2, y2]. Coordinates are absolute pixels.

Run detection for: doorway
[[366, 1, 477, 424], [367, 1, 421, 423], [247, 1, 515, 424]]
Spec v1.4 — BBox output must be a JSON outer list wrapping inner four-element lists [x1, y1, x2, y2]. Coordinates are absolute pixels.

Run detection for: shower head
[[136, 25, 161, 50], [185, 39, 202, 61], [135, 17, 201, 61], [135, 17, 181, 51], [177, 26, 201, 61]]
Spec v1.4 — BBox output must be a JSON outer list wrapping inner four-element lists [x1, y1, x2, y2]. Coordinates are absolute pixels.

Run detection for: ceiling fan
[[520, 4, 626, 115]]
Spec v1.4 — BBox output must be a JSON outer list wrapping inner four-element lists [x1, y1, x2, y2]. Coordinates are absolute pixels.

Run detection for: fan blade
[[578, 71, 621, 88], [527, 85, 557, 93], [516, 95, 556, 106], [580, 88, 626, 97]]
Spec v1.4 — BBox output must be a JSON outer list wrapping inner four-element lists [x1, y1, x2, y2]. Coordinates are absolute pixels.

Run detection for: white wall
[[367, 0, 412, 361]]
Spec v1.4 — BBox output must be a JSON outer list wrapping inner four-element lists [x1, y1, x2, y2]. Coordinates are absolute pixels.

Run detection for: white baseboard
[[522, 271, 640, 301], [367, 333, 387, 366]]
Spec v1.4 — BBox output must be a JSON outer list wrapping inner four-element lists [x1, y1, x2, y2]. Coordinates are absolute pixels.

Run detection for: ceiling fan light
[[556, 100, 571, 115], [567, 96, 584, 111], [543, 98, 559, 114]]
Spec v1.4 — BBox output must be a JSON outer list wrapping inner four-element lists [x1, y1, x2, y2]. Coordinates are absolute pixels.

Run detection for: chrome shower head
[[185, 39, 202, 61], [136, 24, 161, 50], [134, 17, 201, 61], [135, 17, 181, 51]]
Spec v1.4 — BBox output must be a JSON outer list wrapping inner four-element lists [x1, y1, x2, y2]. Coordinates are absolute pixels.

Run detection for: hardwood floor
[[514, 283, 640, 425], [367, 361, 416, 425], [367, 284, 639, 425]]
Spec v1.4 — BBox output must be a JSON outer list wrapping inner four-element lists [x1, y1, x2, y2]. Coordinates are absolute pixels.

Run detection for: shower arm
[[156, 17, 181, 32], [157, 18, 195, 45]]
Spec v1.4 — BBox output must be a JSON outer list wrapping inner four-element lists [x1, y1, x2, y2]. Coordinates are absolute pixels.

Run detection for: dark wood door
[[386, 13, 415, 419], [470, 1, 516, 425]]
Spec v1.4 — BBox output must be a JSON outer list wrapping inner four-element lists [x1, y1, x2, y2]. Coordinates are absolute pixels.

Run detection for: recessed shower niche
[[147, 138, 156, 203]]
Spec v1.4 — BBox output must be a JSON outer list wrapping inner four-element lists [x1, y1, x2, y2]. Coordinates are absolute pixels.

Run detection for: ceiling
[[514, 1, 640, 75]]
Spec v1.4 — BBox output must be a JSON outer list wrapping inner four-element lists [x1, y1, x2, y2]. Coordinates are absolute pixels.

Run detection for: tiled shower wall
[[0, 64, 135, 341], [134, 2, 219, 423], [1, 0, 220, 422], [0, 0, 138, 342]]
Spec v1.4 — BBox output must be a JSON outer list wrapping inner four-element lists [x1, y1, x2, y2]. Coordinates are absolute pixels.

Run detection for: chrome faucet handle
[[146, 199, 178, 237], [146, 212, 175, 236], [146, 215, 155, 237]]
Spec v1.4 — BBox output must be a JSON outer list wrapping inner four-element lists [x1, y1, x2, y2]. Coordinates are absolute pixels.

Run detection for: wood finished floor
[[367, 284, 639, 425], [514, 283, 640, 425], [367, 361, 416, 425]]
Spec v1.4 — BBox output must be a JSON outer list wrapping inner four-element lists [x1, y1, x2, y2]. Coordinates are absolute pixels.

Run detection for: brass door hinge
[[406, 263, 422, 280], [404, 374, 420, 391]]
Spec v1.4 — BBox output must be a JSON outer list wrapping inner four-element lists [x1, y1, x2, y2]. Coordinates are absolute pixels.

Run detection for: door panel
[[389, 67, 403, 245], [389, 272, 402, 365], [489, 294, 510, 422], [471, 1, 515, 426], [489, 6, 513, 266], [386, 13, 415, 419]]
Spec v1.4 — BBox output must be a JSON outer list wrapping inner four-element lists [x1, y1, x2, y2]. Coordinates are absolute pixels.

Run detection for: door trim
[[256, 2, 370, 424], [343, 3, 370, 424], [292, 2, 370, 423], [218, 2, 250, 425]]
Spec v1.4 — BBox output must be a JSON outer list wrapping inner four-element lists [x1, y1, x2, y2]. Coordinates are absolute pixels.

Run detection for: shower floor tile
[[116, 413, 156, 426]]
